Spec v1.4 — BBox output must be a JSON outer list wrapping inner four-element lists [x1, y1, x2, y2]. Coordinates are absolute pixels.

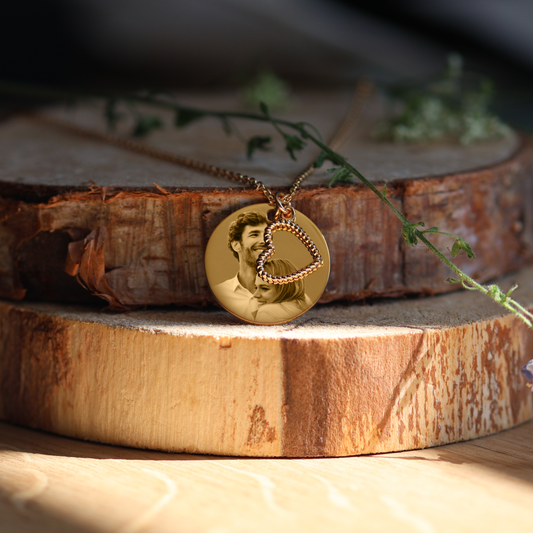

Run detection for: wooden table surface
[[1, 419, 532, 533]]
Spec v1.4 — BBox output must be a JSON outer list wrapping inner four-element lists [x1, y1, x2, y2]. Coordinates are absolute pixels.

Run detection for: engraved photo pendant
[[205, 204, 330, 325]]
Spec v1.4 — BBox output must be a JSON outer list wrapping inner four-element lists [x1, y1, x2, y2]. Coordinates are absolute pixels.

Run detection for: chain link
[[29, 79, 372, 207]]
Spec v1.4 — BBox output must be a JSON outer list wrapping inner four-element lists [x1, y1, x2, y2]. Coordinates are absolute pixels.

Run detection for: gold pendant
[[205, 203, 330, 325]]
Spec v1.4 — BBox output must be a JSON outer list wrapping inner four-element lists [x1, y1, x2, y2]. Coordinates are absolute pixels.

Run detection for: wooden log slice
[[1, 266, 532, 457], [0, 92, 531, 308]]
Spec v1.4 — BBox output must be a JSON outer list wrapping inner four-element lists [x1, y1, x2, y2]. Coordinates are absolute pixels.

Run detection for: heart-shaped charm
[[256, 221, 324, 284]]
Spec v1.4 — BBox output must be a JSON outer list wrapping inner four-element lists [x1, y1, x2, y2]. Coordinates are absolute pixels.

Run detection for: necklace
[[31, 81, 372, 325]]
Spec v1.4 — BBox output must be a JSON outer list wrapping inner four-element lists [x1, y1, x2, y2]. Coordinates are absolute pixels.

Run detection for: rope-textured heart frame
[[256, 221, 324, 284]]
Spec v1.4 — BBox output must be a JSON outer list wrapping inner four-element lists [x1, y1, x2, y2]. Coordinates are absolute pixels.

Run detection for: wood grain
[[0, 95, 531, 307], [2, 266, 533, 458], [1, 419, 533, 533]]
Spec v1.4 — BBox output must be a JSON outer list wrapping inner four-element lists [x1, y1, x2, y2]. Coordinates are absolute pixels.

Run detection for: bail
[[274, 192, 295, 222]]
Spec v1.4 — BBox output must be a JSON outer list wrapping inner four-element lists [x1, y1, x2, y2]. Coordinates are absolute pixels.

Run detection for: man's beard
[[243, 244, 265, 267]]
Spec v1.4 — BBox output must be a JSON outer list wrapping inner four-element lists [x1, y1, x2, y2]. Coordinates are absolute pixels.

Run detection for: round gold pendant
[[205, 203, 330, 325]]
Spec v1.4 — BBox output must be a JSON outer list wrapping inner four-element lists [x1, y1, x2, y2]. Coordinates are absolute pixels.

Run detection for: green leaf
[[221, 117, 232, 136], [506, 284, 518, 298], [296, 121, 323, 141], [314, 151, 329, 169], [104, 98, 124, 132], [260, 101, 270, 116], [446, 277, 460, 284], [462, 242, 476, 259], [174, 108, 204, 128], [246, 135, 272, 159], [327, 167, 353, 186], [451, 238, 476, 259], [421, 226, 440, 234], [132, 115, 164, 137], [283, 134, 306, 160], [402, 221, 425, 246]]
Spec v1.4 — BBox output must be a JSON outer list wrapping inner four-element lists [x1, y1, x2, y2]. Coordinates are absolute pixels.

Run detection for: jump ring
[[275, 192, 290, 214]]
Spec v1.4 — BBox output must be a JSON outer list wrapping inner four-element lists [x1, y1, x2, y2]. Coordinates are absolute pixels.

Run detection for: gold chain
[[29, 79, 373, 206]]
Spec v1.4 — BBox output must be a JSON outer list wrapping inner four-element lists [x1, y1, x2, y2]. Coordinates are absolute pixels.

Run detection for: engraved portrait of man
[[213, 211, 269, 321]]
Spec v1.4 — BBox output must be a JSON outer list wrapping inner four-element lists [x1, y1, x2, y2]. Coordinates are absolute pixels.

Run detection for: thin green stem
[[416, 232, 533, 328], [506, 299, 533, 322], [422, 230, 458, 238]]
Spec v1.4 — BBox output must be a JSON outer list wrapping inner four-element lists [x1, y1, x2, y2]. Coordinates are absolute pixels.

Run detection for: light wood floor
[[1, 419, 532, 533]]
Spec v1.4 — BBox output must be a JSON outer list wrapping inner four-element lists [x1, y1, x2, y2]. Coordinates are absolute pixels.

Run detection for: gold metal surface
[[205, 204, 330, 325]]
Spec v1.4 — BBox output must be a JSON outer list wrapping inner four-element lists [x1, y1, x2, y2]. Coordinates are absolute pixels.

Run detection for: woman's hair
[[264, 259, 306, 304]]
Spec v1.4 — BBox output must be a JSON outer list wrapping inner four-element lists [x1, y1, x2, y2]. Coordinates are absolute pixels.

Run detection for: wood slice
[[0, 92, 531, 308], [2, 266, 532, 458]]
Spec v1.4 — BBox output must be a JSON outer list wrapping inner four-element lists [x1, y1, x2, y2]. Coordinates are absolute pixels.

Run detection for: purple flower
[[521, 359, 533, 383]]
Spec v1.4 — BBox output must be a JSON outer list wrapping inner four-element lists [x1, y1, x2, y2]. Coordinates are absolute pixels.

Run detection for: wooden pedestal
[[1, 267, 532, 457]]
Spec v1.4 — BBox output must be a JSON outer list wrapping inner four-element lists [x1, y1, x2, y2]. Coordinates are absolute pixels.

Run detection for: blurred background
[[1, 0, 533, 128]]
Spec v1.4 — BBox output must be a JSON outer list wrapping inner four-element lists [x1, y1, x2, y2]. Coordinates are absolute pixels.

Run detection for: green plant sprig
[[375, 54, 512, 145], [1, 80, 531, 327]]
